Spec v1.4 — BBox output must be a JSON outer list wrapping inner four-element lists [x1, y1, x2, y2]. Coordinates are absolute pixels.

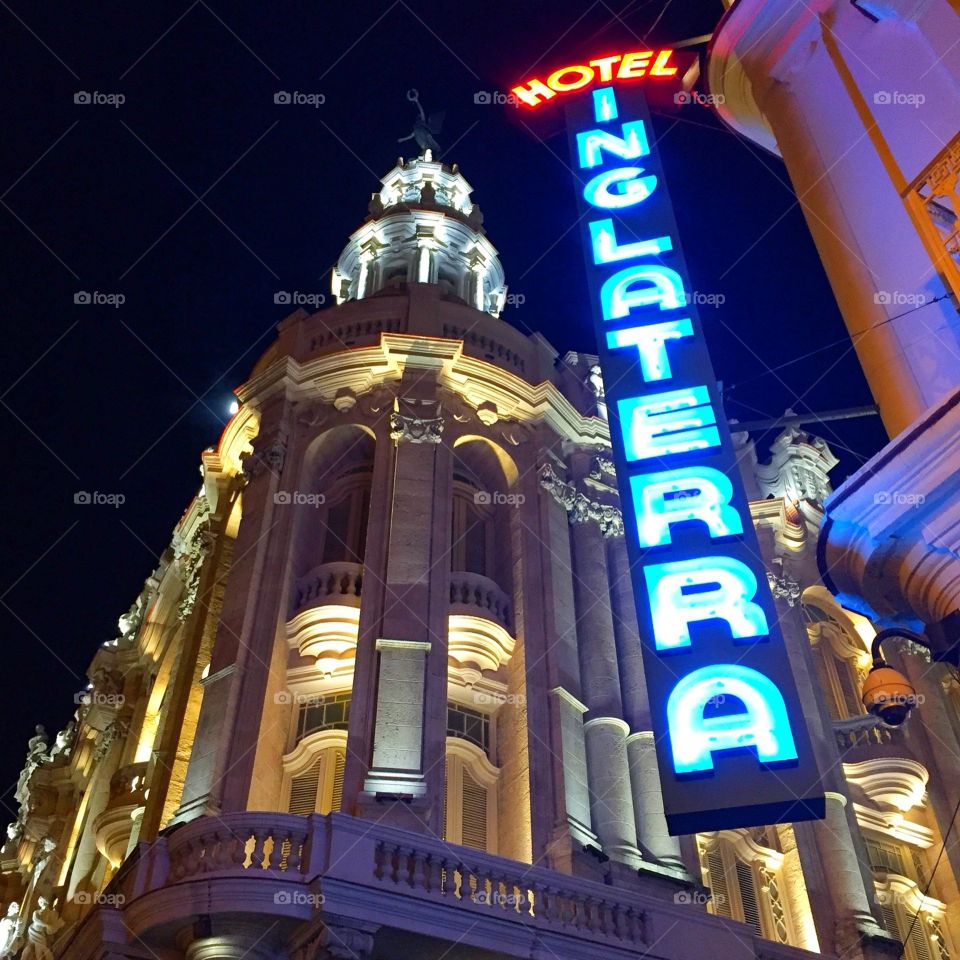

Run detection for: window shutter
[[867, 838, 909, 876], [905, 912, 933, 960], [288, 760, 322, 815], [443, 765, 450, 840], [330, 749, 345, 812], [836, 659, 862, 716], [736, 860, 763, 936], [461, 768, 487, 850], [879, 902, 901, 938], [703, 847, 732, 918]]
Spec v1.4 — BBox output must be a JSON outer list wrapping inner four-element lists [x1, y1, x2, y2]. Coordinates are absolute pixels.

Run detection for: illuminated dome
[[331, 152, 508, 317]]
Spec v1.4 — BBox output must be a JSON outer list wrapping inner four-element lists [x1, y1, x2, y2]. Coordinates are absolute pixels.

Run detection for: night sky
[[0, 0, 888, 813]]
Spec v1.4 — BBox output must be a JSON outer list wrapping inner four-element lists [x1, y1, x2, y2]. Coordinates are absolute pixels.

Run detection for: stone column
[[607, 534, 685, 872], [356, 385, 452, 835], [897, 650, 960, 884], [184, 920, 284, 960], [772, 568, 892, 958], [813, 792, 900, 960], [569, 515, 642, 868], [176, 399, 298, 819], [524, 455, 592, 869]]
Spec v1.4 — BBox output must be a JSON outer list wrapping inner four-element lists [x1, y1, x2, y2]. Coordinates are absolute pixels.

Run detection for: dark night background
[[0, 0, 888, 819]]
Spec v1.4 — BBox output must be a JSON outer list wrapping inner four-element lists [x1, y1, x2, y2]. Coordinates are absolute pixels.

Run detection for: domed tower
[[169, 151, 660, 873]]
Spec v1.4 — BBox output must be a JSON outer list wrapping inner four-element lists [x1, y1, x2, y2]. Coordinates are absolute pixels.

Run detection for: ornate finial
[[398, 88, 444, 157]]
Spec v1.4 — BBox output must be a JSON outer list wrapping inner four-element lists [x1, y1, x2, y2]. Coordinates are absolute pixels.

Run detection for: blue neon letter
[[644, 556, 769, 650], [577, 121, 651, 169], [629, 466, 743, 547], [584, 167, 657, 210], [589, 220, 672, 265], [618, 387, 720, 460], [592, 87, 618, 122], [606, 318, 694, 381], [666, 664, 799, 774], [601, 265, 685, 317]]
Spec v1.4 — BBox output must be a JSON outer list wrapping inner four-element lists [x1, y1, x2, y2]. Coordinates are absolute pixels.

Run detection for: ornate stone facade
[[4, 153, 959, 960]]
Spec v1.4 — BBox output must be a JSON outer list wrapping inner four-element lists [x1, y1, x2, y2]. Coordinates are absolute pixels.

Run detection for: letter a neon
[[666, 664, 799, 774]]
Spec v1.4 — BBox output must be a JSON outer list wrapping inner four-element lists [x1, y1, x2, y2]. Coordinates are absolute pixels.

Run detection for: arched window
[[698, 831, 794, 944], [283, 731, 347, 816], [875, 881, 951, 960], [451, 480, 493, 577], [443, 738, 499, 853], [320, 476, 371, 565], [802, 599, 870, 720]]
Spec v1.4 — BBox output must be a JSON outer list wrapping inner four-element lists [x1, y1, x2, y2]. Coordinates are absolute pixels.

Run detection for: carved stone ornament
[[297, 400, 332, 428], [539, 462, 623, 538], [588, 451, 616, 483], [390, 397, 444, 443], [242, 434, 287, 478], [766, 569, 802, 607]]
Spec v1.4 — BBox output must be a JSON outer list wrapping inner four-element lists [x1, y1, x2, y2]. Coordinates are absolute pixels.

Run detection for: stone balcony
[[289, 563, 517, 679], [293, 561, 363, 614], [449, 570, 512, 632], [56, 811, 826, 960], [92, 761, 149, 868]]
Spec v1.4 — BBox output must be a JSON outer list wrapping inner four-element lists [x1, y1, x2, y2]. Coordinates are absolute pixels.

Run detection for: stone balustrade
[[165, 812, 312, 881], [371, 835, 644, 944], [293, 562, 363, 613], [449, 571, 512, 631], [833, 715, 904, 752], [54, 811, 826, 960]]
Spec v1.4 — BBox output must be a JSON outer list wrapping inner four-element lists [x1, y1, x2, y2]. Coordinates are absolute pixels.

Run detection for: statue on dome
[[398, 88, 444, 157]]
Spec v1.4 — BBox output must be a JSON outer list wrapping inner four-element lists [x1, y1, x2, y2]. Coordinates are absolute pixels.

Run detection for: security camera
[[861, 663, 918, 726]]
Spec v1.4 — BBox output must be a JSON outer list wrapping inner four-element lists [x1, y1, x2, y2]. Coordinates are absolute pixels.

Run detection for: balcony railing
[[450, 571, 512, 632], [85, 812, 824, 960], [833, 714, 904, 752], [293, 562, 363, 614]]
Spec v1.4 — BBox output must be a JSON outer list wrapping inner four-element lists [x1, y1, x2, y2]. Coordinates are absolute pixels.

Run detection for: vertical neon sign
[[565, 85, 824, 834]]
